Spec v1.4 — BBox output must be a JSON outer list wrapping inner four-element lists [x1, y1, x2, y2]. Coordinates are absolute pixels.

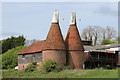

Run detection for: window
[[22, 54, 25, 59]]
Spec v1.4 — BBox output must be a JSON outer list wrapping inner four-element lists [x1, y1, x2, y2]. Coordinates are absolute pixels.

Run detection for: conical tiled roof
[[45, 11, 66, 50], [65, 13, 84, 51]]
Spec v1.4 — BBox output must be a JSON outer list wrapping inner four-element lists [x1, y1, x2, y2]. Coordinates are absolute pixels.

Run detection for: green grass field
[[2, 68, 119, 78]]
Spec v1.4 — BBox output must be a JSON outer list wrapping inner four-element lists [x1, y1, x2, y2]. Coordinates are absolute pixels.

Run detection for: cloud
[[94, 5, 118, 17]]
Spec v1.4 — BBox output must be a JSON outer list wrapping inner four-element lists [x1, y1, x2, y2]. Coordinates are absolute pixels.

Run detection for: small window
[[22, 54, 25, 59]]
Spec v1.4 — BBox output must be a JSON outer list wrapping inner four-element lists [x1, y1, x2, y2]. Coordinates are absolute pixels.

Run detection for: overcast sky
[[1, 2, 118, 40]]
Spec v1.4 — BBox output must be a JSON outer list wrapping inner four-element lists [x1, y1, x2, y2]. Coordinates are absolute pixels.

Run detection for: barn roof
[[84, 43, 119, 51], [18, 40, 46, 54], [18, 38, 66, 55]]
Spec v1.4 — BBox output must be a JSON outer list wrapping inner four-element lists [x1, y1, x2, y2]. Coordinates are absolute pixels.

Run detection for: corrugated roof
[[84, 43, 119, 51]]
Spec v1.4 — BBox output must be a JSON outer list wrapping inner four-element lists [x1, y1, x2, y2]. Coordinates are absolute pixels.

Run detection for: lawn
[[2, 68, 119, 78]]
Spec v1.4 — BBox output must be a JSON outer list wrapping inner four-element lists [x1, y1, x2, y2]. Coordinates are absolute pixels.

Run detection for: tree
[[104, 26, 117, 40], [81, 28, 88, 41], [101, 39, 116, 45], [81, 26, 102, 45], [2, 35, 25, 54], [118, 36, 120, 43], [92, 26, 102, 45], [1, 46, 27, 69], [115, 36, 120, 43], [25, 39, 38, 46], [81, 26, 117, 45], [101, 28, 106, 40], [0, 41, 1, 54], [81, 26, 94, 42]]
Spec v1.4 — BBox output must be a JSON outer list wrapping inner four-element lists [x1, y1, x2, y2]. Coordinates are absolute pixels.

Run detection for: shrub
[[2, 46, 27, 69], [24, 62, 37, 72], [103, 65, 112, 69], [41, 59, 60, 72], [101, 39, 116, 45], [63, 65, 72, 70]]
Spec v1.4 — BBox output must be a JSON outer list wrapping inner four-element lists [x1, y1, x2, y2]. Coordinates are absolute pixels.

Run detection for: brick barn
[[17, 11, 84, 71]]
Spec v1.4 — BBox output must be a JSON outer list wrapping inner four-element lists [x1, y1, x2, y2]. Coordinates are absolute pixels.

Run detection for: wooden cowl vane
[[65, 12, 84, 69], [42, 10, 66, 67]]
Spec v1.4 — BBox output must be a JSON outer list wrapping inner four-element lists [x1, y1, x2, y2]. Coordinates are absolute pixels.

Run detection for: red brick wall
[[18, 62, 42, 71], [18, 63, 30, 71], [84, 52, 88, 62], [69, 50, 84, 69], [36, 62, 42, 70], [42, 50, 66, 67]]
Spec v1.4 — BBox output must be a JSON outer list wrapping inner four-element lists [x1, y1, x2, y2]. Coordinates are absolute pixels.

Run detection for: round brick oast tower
[[42, 10, 66, 67], [65, 12, 84, 69]]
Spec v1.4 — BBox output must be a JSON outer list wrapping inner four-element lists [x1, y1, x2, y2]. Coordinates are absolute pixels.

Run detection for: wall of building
[[118, 52, 120, 67], [18, 63, 30, 71], [42, 50, 66, 68], [68, 50, 84, 69], [82, 41, 92, 46], [18, 52, 42, 70], [84, 51, 118, 69]]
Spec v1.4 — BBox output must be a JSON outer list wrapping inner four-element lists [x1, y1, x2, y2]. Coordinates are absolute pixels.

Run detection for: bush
[[41, 59, 60, 72], [103, 65, 112, 69], [101, 39, 116, 45], [24, 62, 37, 72], [63, 65, 72, 70], [2, 46, 27, 69]]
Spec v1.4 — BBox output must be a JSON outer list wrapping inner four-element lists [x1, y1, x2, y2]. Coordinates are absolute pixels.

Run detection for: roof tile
[[18, 40, 45, 54], [65, 25, 84, 51]]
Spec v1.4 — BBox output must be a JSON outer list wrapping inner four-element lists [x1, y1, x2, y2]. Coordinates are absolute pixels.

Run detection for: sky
[[1, 0, 119, 2], [1, 2, 118, 40]]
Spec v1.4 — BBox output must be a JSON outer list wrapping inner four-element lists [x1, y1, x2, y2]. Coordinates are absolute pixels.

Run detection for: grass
[[2, 68, 118, 78]]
